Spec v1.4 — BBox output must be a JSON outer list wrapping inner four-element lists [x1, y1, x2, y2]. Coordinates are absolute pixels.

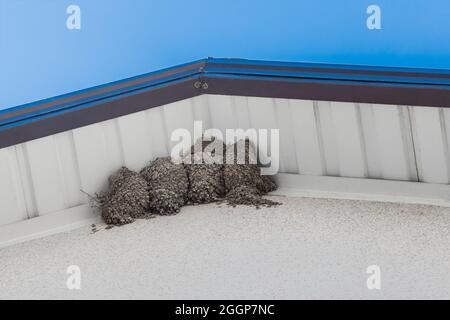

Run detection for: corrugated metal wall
[[1, 94, 450, 226]]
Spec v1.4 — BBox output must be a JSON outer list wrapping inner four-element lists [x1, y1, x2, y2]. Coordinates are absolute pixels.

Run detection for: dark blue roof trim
[[2, 57, 450, 148], [0, 59, 205, 126]]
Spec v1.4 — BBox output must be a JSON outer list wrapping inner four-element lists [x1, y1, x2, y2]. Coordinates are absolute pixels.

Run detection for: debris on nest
[[184, 137, 226, 204], [100, 167, 150, 226], [140, 157, 189, 215], [223, 139, 279, 208], [226, 185, 279, 209]]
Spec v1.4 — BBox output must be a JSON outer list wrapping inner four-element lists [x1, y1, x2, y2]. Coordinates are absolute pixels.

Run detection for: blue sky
[[1, 0, 450, 109]]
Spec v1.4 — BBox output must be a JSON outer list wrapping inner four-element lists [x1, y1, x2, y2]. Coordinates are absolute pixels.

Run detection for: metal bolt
[[194, 81, 202, 89]]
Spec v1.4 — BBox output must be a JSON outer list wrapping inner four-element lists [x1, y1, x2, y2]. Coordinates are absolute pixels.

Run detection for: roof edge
[[3, 58, 450, 148]]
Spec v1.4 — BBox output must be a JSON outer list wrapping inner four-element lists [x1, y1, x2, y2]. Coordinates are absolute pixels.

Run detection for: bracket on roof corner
[[194, 79, 208, 90]]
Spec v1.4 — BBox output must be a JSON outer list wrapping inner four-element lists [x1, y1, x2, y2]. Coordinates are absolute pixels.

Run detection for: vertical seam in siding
[[271, 99, 284, 172], [188, 98, 197, 133], [20, 144, 38, 218], [114, 119, 126, 166], [246, 98, 254, 130], [8, 147, 28, 221], [53, 135, 69, 209], [205, 95, 213, 129], [270, 98, 283, 172], [230, 96, 240, 127], [68, 130, 86, 204], [12, 146, 30, 219], [270, 98, 279, 128], [313, 101, 327, 175], [439, 108, 450, 183], [283, 99, 300, 173], [286, 99, 301, 174], [354, 103, 369, 178], [161, 107, 171, 155], [404, 106, 421, 182]]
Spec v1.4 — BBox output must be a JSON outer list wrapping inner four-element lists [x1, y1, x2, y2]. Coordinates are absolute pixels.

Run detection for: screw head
[[194, 81, 202, 89]]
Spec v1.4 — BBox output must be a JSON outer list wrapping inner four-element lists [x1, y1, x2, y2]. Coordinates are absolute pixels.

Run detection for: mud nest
[[140, 157, 189, 215], [184, 137, 226, 204], [99, 167, 150, 226], [223, 139, 279, 208], [96, 137, 281, 226]]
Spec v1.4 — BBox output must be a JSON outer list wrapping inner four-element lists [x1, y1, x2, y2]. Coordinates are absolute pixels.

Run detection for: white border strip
[[0, 205, 99, 249], [2, 174, 449, 249], [272, 173, 450, 207]]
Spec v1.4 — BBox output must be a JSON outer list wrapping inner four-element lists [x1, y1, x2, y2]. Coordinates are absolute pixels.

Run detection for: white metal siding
[[2, 94, 450, 226]]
